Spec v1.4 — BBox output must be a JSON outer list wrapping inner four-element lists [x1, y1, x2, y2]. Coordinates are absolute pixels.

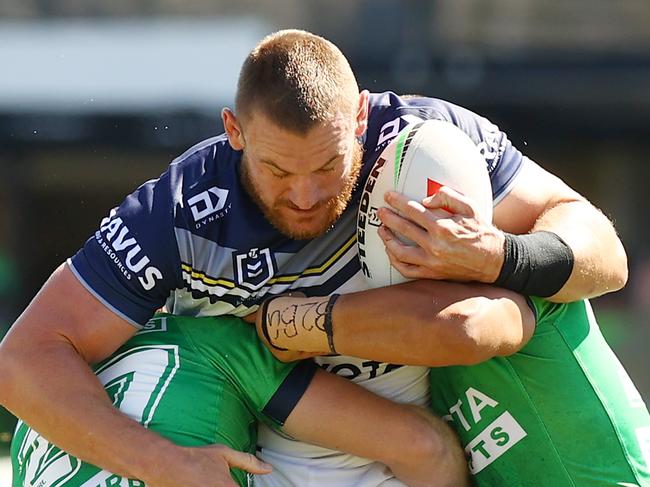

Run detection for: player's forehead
[[243, 112, 354, 168]]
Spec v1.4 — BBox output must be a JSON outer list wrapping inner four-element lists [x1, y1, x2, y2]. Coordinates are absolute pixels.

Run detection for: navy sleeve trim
[[493, 156, 528, 205], [262, 360, 318, 426]]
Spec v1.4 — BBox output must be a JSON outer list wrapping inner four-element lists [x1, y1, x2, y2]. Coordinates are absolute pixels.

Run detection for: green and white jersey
[[429, 298, 650, 486], [11, 314, 316, 487]]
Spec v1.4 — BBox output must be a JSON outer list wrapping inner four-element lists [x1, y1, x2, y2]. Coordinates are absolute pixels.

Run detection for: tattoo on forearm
[[266, 300, 328, 344]]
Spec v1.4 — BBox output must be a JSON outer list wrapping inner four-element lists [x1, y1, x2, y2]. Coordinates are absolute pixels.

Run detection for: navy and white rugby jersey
[[68, 92, 524, 328]]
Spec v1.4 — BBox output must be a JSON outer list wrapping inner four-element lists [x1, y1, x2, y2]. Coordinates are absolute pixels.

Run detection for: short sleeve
[[68, 170, 183, 326]]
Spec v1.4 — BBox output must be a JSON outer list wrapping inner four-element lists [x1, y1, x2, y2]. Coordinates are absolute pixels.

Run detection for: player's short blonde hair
[[235, 29, 360, 133]]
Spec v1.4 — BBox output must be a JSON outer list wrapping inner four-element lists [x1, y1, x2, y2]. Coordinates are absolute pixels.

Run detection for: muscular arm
[[257, 279, 535, 366], [284, 369, 469, 487], [493, 159, 628, 302], [0, 264, 155, 477], [378, 159, 627, 303], [0, 264, 269, 487]]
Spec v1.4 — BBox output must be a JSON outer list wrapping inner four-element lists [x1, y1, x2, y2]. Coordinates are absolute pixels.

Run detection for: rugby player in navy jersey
[[0, 29, 630, 486]]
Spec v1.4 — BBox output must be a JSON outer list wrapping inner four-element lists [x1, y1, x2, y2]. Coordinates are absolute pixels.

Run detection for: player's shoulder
[[368, 91, 460, 117], [366, 91, 499, 152], [170, 133, 233, 168], [166, 134, 239, 197], [114, 133, 241, 242], [368, 91, 485, 119], [131, 133, 237, 211]]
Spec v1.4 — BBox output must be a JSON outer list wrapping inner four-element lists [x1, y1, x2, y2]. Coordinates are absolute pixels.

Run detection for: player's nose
[[287, 176, 323, 210]]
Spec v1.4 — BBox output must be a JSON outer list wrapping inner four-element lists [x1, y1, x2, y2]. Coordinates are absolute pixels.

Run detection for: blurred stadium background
[[1, 0, 649, 481]]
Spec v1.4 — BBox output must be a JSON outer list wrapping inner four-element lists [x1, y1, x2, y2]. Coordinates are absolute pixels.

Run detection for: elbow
[[585, 237, 629, 299], [0, 337, 21, 408], [394, 413, 448, 466], [454, 325, 498, 366], [451, 297, 528, 366], [384, 406, 470, 487], [589, 214, 628, 296], [413, 298, 495, 367]]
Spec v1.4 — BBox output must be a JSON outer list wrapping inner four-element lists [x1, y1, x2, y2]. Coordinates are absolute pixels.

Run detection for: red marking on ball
[[427, 178, 443, 197], [427, 178, 453, 213]]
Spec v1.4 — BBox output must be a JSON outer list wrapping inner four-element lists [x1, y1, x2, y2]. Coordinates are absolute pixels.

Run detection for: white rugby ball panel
[[357, 119, 493, 288]]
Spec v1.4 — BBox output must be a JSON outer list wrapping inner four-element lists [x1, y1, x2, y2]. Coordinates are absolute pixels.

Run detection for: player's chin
[[286, 222, 331, 240], [278, 211, 335, 240]]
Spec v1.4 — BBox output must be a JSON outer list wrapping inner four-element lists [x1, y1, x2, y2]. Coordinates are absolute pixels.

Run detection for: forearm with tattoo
[[260, 295, 339, 353]]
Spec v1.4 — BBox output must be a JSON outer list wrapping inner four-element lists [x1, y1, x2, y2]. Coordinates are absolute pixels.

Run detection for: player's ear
[[354, 90, 370, 138], [222, 108, 245, 150]]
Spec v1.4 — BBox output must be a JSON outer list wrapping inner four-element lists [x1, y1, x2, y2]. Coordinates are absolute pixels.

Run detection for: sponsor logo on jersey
[[358, 156, 387, 278], [138, 315, 169, 334], [375, 114, 424, 150], [466, 411, 527, 474], [441, 387, 527, 475], [16, 425, 83, 485], [82, 470, 146, 486], [319, 360, 403, 380], [475, 119, 504, 173], [233, 248, 276, 291], [96, 212, 163, 291], [187, 186, 231, 229]]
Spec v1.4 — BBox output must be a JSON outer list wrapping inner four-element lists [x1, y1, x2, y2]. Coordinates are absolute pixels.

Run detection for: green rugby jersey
[[11, 314, 315, 487], [429, 298, 650, 486]]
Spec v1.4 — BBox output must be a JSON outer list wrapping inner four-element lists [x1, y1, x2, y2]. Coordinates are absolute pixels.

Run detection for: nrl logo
[[233, 248, 276, 291]]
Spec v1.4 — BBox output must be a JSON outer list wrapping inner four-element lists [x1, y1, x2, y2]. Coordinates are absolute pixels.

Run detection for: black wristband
[[324, 294, 340, 354], [259, 297, 288, 351], [494, 231, 574, 297]]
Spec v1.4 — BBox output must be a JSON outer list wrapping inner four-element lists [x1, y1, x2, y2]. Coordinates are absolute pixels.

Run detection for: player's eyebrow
[[260, 154, 340, 174], [260, 159, 290, 173]]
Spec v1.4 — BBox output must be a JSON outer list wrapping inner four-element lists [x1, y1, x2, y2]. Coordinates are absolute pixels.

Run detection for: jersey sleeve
[[68, 169, 183, 327], [179, 314, 318, 430], [226, 323, 317, 430]]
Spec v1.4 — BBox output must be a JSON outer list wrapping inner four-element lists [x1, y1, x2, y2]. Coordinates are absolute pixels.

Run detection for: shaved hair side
[[235, 29, 360, 134]]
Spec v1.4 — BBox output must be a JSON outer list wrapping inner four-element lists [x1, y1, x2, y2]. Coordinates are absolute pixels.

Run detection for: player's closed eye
[[317, 158, 341, 174], [271, 169, 290, 179]]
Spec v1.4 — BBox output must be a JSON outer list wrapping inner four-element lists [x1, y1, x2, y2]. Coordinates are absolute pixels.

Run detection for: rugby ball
[[357, 119, 493, 288]]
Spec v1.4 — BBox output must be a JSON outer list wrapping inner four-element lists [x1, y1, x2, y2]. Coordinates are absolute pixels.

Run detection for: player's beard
[[241, 141, 363, 240]]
